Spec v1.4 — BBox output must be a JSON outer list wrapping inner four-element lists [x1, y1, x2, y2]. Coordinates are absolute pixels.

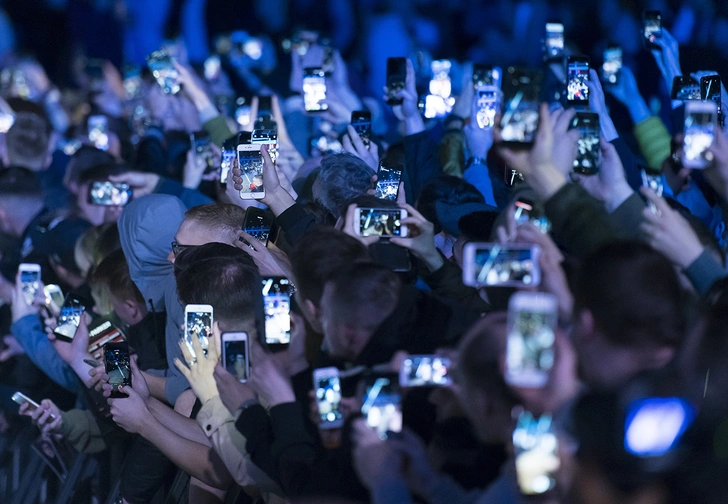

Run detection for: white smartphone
[[400, 355, 452, 387], [314, 367, 344, 429], [505, 292, 558, 388], [354, 208, 409, 238], [43, 284, 64, 317], [12, 391, 40, 411], [221, 332, 249, 382], [18, 263, 41, 305], [237, 143, 265, 199], [262, 277, 292, 348], [184, 304, 214, 358], [682, 100, 717, 169], [462, 243, 541, 288]]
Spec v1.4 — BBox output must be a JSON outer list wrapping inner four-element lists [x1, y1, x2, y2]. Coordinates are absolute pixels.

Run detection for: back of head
[[0, 166, 42, 199], [417, 176, 485, 235], [94, 248, 145, 305], [573, 241, 685, 349], [174, 242, 260, 331], [64, 146, 116, 191], [77, 163, 128, 187], [184, 203, 245, 245], [315, 153, 373, 218], [5, 112, 51, 171], [290, 227, 371, 306]]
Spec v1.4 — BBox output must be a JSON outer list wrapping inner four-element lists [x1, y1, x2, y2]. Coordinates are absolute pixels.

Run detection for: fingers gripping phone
[[237, 144, 265, 199], [12, 391, 40, 412], [386, 58, 407, 105], [303, 67, 328, 112], [462, 243, 541, 288], [262, 277, 292, 349], [505, 292, 558, 388], [355, 208, 409, 238], [184, 304, 213, 358], [88, 181, 133, 206], [105, 342, 132, 398], [682, 100, 718, 169], [19, 263, 41, 305], [222, 332, 249, 382], [314, 367, 344, 429], [374, 164, 403, 201], [53, 294, 87, 341]]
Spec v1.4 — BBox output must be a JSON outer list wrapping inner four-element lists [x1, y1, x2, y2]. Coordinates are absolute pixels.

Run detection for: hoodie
[[118, 194, 190, 404]]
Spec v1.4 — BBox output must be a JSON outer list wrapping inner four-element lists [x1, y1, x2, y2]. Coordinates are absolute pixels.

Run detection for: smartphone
[[43, 284, 64, 317], [303, 67, 328, 112], [386, 57, 407, 105], [87, 317, 125, 361], [88, 115, 109, 151], [146, 50, 180, 95], [514, 198, 551, 234], [624, 397, 695, 457], [671, 76, 700, 101], [18, 263, 41, 305], [374, 164, 403, 201], [257, 95, 273, 119], [220, 137, 237, 184], [544, 22, 565, 59], [203, 55, 221, 81], [0, 111, 14, 133], [243, 206, 273, 245], [506, 292, 557, 388], [184, 304, 213, 358], [700, 75, 723, 125], [601, 44, 622, 85], [237, 144, 265, 199], [190, 131, 216, 174], [251, 127, 278, 163], [473, 64, 500, 89], [500, 67, 543, 146], [262, 277, 292, 348], [570, 112, 601, 175], [422, 94, 452, 119], [314, 367, 344, 429], [11, 392, 44, 415], [682, 100, 718, 169], [53, 294, 86, 341], [362, 374, 402, 440], [235, 104, 252, 129], [88, 181, 133, 206], [476, 87, 498, 129], [310, 134, 344, 156], [643, 11, 662, 50], [429, 59, 452, 99], [567, 57, 590, 105], [105, 342, 131, 398], [400, 355, 452, 387], [351, 111, 372, 148], [355, 208, 409, 238], [122, 64, 142, 100], [513, 411, 560, 495], [222, 332, 249, 383], [462, 243, 541, 288]]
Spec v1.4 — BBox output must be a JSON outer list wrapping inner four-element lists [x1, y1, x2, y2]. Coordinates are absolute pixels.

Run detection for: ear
[[304, 298, 319, 322]]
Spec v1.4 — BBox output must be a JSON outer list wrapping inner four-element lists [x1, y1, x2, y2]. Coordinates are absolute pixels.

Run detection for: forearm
[[148, 397, 210, 445], [60, 409, 108, 454], [405, 116, 425, 136], [143, 372, 167, 402], [526, 164, 569, 202]]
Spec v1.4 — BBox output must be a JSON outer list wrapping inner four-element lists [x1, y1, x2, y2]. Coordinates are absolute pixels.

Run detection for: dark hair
[[289, 228, 371, 305], [64, 146, 117, 188], [94, 222, 121, 265], [323, 262, 401, 332], [417, 176, 485, 234], [0, 166, 43, 198], [77, 163, 128, 186], [316, 153, 374, 218], [94, 249, 145, 305], [572, 241, 685, 348], [184, 203, 245, 242], [6, 112, 51, 170], [348, 193, 399, 210], [300, 200, 337, 227], [174, 243, 260, 329]]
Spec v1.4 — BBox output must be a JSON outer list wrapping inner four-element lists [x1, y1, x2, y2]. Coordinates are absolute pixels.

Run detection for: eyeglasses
[[171, 240, 194, 257]]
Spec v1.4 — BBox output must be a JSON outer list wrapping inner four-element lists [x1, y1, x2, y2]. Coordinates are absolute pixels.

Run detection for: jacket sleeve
[[235, 403, 281, 485], [202, 114, 235, 148], [60, 409, 108, 453], [685, 250, 726, 296], [608, 192, 646, 239], [134, 129, 169, 177], [11, 315, 80, 393], [633, 116, 672, 171], [154, 177, 214, 209], [422, 260, 491, 313], [402, 128, 444, 204], [276, 203, 317, 246]]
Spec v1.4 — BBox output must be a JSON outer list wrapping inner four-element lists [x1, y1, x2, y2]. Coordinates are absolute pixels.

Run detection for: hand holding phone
[[88, 181, 133, 206], [643, 11, 662, 50], [237, 144, 266, 199], [567, 57, 590, 105], [105, 342, 132, 398], [374, 164, 403, 201], [18, 263, 41, 305], [682, 101, 717, 169], [314, 367, 344, 429], [262, 277, 292, 349], [355, 208, 409, 238], [184, 305, 213, 358], [53, 294, 87, 341]]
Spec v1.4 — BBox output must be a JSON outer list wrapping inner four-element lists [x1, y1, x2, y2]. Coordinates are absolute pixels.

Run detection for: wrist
[[420, 250, 445, 272], [265, 189, 296, 217], [267, 393, 296, 409], [405, 116, 425, 136], [679, 245, 705, 270], [604, 182, 634, 213], [527, 164, 568, 201], [630, 98, 651, 125]]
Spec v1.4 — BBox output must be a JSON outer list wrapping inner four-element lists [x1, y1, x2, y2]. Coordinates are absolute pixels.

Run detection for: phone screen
[[545, 23, 564, 58], [471, 245, 538, 287], [476, 88, 498, 129], [262, 277, 292, 346], [643, 11, 662, 47], [567, 59, 590, 103], [147, 51, 180, 95], [20, 269, 40, 304], [684, 110, 716, 167], [362, 375, 402, 439], [514, 199, 551, 234], [671, 77, 700, 101], [386, 58, 407, 105], [602, 46, 622, 85], [401, 356, 451, 387], [237, 145, 264, 196], [473, 65, 496, 88], [185, 310, 212, 353], [358, 208, 404, 237], [429, 60, 452, 99], [374, 166, 402, 201], [251, 129, 278, 163], [244, 209, 272, 244], [54, 295, 86, 340], [192, 132, 216, 173], [204, 56, 221, 80], [501, 68, 542, 145], [89, 181, 132, 206], [223, 338, 248, 381], [123, 65, 142, 99], [303, 68, 328, 112], [44, 285, 64, 315], [351, 112, 372, 147], [624, 397, 695, 457], [513, 412, 559, 495], [88, 115, 109, 151], [316, 373, 343, 426], [506, 295, 557, 387], [220, 148, 235, 184], [105, 343, 131, 396], [571, 113, 601, 174], [701, 76, 722, 124]]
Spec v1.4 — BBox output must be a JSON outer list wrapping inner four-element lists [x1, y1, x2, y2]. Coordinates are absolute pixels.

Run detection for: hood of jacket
[[118, 194, 186, 311]]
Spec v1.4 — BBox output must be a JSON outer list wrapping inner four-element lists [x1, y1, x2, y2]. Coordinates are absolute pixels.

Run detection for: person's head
[[63, 146, 116, 195], [3, 111, 52, 171], [417, 176, 487, 236], [319, 262, 401, 362], [571, 241, 685, 390], [438, 129, 466, 178], [94, 249, 148, 326], [289, 228, 371, 332], [37, 216, 92, 289], [174, 242, 261, 333], [455, 313, 521, 444], [0, 167, 44, 237], [76, 163, 128, 226], [169, 203, 245, 263], [312, 153, 373, 218]]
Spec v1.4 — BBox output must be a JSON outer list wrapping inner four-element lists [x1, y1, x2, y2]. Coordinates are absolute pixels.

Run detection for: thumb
[[121, 385, 137, 398], [130, 354, 143, 381]]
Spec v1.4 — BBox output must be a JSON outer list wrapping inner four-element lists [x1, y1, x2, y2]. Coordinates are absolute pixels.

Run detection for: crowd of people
[[2, 0, 728, 503]]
